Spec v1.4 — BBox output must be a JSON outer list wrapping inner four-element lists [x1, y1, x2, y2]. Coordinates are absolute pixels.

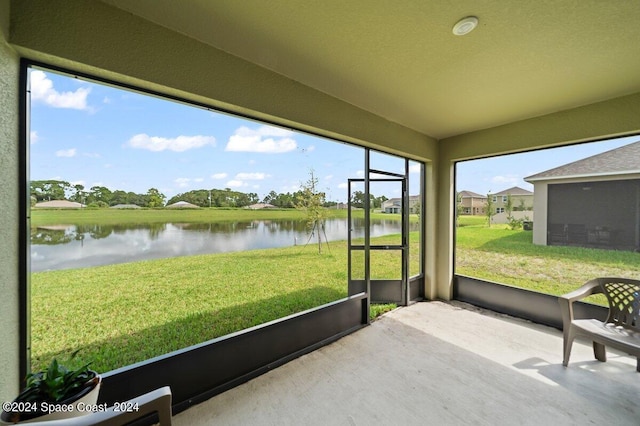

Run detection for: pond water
[[31, 218, 415, 272]]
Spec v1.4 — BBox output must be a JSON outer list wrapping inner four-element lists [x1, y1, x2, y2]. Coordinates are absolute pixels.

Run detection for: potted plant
[[1, 359, 101, 424]]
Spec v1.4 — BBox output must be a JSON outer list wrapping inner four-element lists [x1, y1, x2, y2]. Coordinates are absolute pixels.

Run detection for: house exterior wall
[[531, 184, 549, 245], [491, 194, 533, 213], [0, 0, 21, 401], [381, 197, 420, 214], [533, 177, 640, 249], [460, 197, 486, 215]]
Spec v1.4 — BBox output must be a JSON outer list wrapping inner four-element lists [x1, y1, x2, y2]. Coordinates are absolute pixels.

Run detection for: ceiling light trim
[[452, 16, 479, 36]]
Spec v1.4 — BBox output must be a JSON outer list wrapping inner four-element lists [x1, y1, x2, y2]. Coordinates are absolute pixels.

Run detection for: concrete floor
[[173, 301, 639, 425]]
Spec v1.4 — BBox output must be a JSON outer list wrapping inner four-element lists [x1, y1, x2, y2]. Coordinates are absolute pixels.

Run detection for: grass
[[30, 210, 639, 374], [31, 233, 415, 373], [455, 215, 640, 303]]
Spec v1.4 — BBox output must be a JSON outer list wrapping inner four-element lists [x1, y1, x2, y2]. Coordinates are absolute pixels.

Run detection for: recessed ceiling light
[[452, 16, 479, 36]]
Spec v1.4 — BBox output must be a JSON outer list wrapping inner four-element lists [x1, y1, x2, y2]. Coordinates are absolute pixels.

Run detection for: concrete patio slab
[[173, 300, 639, 425]]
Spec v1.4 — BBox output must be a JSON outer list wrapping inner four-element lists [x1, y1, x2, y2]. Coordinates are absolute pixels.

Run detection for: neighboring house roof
[[34, 200, 84, 208], [492, 186, 533, 196], [245, 203, 276, 209], [110, 204, 141, 209], [382, 195, 421, 204], [459, 190, 486, 198], [166, 201, 199, 208], [525, 141, 640, 182]]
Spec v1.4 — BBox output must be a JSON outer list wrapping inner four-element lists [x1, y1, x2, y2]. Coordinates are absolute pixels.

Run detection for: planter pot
[[1, 373, 101, 424]]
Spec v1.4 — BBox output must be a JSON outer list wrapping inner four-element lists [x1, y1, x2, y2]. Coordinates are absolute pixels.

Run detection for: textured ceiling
[[102, 0, 640, 139]]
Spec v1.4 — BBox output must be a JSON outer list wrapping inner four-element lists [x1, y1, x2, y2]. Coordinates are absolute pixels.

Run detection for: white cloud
[[226, 180, 246, 188], [83, 152, 101, 158], [30, 131, 39, 144], [409, 164, 421, 174], [55, 148, 76, 158], [356, 170, 365, 178], [173, 177, 203, 187], [127, 133, 216, 152], [491, 175, 519, 186], [211, 173, 228, 179], [225, 125, 297, 153], [235, 172, 269, 180], [174, 178, 191, 188], [324, 175, 333, 180], [280, 184, 300, 193], [30, 70, 91, 110], [338, 183, 348, 189]]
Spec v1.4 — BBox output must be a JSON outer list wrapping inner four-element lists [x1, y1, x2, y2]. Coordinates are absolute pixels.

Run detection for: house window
[[496, 207, 504, 213], [492, 195, 497, 202], [502, 196, 508, 203]]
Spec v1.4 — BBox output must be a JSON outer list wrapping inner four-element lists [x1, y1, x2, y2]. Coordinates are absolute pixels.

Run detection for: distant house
[[458, 190, 486, 215], [166, 201, 199, 208], [33, 200, 84, 208], [525, 141, 640, 251], [110, 204, 141, 209], [245, 203, 276, 209], [381, 195, 421, 214], [489, 187, 533, 214]]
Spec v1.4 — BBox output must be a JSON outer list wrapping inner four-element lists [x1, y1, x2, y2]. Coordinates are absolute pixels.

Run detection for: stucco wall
[[0, 0, 21, 402]]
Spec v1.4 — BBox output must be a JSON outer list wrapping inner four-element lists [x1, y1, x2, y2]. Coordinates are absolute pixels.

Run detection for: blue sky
[[456, 134, 639, 195], [29, 68, 423, 203], [29, 68, 638, 201]]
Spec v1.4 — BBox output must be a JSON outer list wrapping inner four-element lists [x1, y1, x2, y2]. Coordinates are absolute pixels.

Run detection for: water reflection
[[31, 218, 415, 272]]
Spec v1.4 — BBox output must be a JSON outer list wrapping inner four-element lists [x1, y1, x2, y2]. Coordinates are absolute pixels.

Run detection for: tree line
[[30, 180, 166, 208], [31, 180, 389, 209]]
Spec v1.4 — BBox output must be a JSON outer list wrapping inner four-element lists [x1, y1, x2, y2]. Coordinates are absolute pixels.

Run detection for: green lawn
[[456, 216, 640, 300], [29, 210, 639, 375], [31, 233, 409, 373]]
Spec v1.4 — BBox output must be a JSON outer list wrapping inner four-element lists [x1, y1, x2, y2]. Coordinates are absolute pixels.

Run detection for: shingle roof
[[492, 186, 533, 196], [525, 141, 640, 182], [458, 190, 486, 198], [383, 195, 421, 203], [34, 200, 84, 208], [166, 201, 199, 208]]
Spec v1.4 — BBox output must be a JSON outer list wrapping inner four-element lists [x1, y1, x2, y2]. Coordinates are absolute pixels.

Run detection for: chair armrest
[[558, 279, 602, 326], [559, 279, 603, 303]]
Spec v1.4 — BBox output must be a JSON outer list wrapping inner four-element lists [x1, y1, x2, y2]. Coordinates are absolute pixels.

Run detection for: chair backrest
[[598, 277, 640, 331]]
